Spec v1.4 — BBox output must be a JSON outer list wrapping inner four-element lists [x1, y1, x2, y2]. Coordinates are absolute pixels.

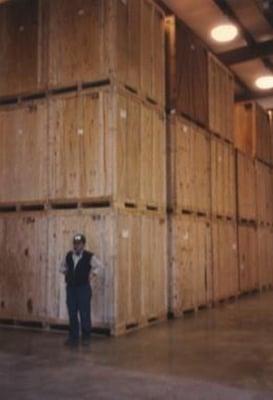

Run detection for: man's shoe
[[64, 338, 79, 348], [81, 337, 91, 347]]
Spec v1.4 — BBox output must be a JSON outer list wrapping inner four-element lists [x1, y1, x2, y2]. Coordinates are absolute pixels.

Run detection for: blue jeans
[[66, 284, 92, 341]]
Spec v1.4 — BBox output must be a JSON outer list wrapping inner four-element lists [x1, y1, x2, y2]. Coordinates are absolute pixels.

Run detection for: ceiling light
[[255, 76, 273, 90], [211, 24, 238, 43]]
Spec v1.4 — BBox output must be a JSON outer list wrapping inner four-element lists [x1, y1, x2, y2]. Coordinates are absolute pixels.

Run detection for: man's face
[[73, 241, 84, 254]]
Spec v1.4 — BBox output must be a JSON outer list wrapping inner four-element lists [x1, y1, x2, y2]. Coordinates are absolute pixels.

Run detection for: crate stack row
[[166, 16, 238, 316], [235, 102, 273, 292], [0, 0, 167, 335]]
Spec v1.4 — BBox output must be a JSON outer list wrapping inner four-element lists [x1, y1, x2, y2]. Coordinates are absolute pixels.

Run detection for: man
[[60, 234, 103, 347]]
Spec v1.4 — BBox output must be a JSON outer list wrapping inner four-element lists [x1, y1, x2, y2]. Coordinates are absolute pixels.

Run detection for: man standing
[[60, 234, 103, 347]]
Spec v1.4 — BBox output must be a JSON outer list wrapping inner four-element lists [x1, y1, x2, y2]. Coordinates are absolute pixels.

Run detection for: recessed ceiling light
[[255, 76, 273, 90], [211, 24, 238, 43]]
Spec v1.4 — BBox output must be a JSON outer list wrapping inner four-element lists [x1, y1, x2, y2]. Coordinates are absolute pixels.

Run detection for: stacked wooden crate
[[0, 0, 167, 335], [236, 152, 258, 293], [235, 101, 272, 164], [234, 102, 273, 291], [167, 116, 212, 315], [166, 15, 238, 314]]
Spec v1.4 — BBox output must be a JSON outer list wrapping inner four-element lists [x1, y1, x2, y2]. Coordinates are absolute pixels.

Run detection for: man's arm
[[91, 255, 104, 276], [59, 257, 67, 274]]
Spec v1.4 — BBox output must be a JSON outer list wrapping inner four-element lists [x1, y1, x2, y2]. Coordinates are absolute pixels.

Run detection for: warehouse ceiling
[[162, 0, 273, 110]]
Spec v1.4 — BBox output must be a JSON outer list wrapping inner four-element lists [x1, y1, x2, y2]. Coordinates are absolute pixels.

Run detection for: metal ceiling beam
[[219, 39, 273, 65], [236, 88, 273, 102]]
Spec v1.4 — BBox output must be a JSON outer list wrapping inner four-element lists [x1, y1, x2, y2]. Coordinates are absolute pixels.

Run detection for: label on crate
[[183, 232, 189, 241], [182, 125, 188, 133], [232, 243, 237, 251], [77, 128, 84, 135], [120, 109, 127, 119], [122, 229, 129, 239]]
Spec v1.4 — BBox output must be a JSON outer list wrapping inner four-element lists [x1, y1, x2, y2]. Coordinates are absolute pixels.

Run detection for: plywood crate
[[257, 225, 273, 289], [167, 115, 211, 215], [0, 209, 167, 334], [208, 53, 234, 143], [211, 137, 236, 218], [168, 214, 212, 315], [234, 101, 272, 164], [0, 86, 166, 209], [165, 16, 208, 126], [256, 160, 273, 225], [0, 0, 46, 98], [0, 213, 48, 322], [236, 152, 257, 222], [0, 0, 165, 105], [212, 218, 239, 302], [0, 100, 48, 204], [238, 224, 258, 293], [44, 0, 165, 107]]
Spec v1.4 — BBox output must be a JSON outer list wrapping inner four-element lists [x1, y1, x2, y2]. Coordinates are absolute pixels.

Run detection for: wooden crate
[[167, 115, 211, 215], [208, 53, 234, 143], [238, 224, 258, 293], [0, 0, 45, 98], [165, 16, 208, 126], [236, 152, 257, 222], [212, 218, 239, 302], [0, 86, 166, 209], [0, 209, 167, 334], [234, 101, 272, 164], [257, 225, 273, 289], [211, 137, 236, 218], [256, 161, 273, 225], [0, 213, 48, 322], [0, 100, 48, 204], [168, 214, 212, 315], [44, 0, 165, 106]]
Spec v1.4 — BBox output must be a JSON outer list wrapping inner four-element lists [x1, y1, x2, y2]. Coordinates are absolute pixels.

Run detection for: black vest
[[65, 250, 93, 286]]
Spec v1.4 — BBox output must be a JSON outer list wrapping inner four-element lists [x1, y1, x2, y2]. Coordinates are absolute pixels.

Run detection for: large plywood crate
[[0, 0, 45, 98], [208, 53, 234, 143], [257, 225, 273, 289], [168, 214, 212, 315], [167, 115, 211, 215], [256, 161, 273, 225], [0, 0, 165, 107], [236, 152, 257, 222], [234, 101, 272, 164], [238, 224, 258, 293], [165, 16, 208, 126], [0, 209, 167, 334], [212, 219, 239, 302], [0, 100, 48, 204], [211, 137, 236, 219], [0, 86, 166, 210], [0, 213, 48, 322]]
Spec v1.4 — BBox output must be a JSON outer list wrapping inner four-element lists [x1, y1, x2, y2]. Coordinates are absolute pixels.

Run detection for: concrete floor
[[1, 293, 273, 399]]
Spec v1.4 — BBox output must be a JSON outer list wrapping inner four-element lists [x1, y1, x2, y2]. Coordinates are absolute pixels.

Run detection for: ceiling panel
[[231, 58, 271, 90], [227, 0, 273, 42]]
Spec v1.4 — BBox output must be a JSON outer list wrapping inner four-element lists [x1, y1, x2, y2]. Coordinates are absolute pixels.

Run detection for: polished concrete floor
[[1, 292, 273, 399]]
